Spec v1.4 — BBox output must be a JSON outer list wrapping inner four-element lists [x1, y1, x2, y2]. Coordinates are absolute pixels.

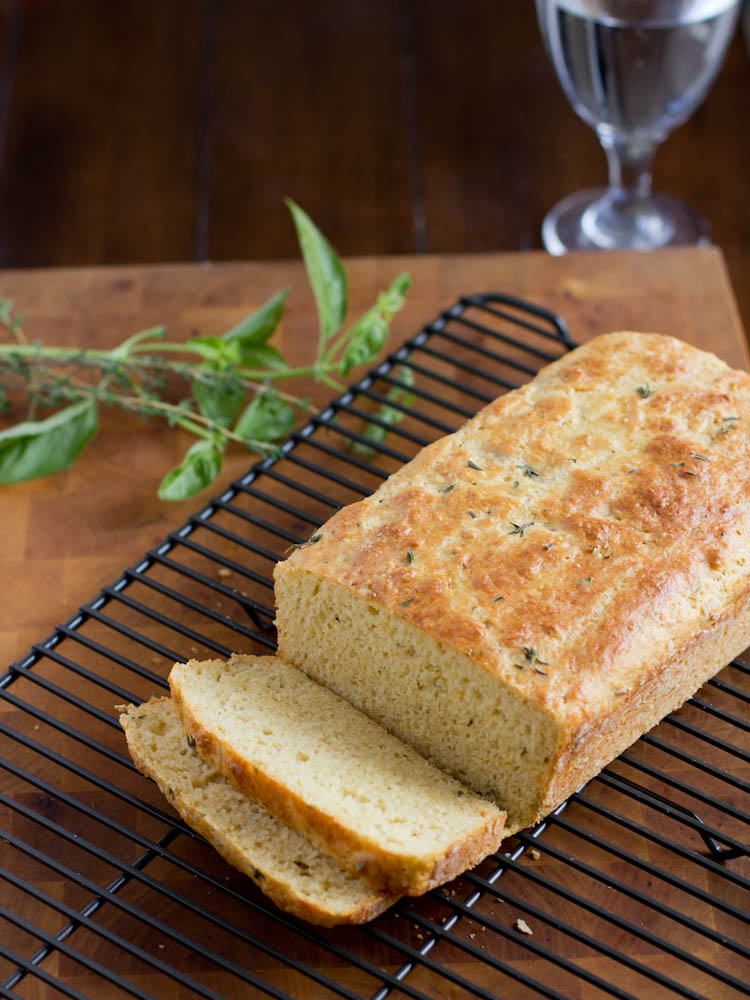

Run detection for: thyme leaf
[[636, 385, 653, 399], [406, 549, 415, 565], [508, 520, 534, 537], [717, 416, 739, 436], [517, 463, 539, 478], [467, 459, 483, 471], [521, 646, 549, 667]]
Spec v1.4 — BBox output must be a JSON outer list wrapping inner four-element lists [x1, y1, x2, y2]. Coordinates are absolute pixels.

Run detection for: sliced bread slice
[[119, 698, 396, 925], [169, 655, 506, 895]]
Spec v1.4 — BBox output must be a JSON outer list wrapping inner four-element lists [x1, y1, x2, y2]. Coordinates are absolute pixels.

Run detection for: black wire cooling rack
[[1, 293, 748, 1000]]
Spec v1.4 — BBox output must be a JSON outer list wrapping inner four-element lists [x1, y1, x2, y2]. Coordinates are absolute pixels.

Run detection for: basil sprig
[[0, 203, 410, 500]]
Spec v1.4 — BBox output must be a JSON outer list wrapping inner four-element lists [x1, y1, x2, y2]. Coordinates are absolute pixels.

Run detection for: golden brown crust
[[279, 332, 750, 729], [170, 671, 506, 896], [534, 576, 750, 824], [120, 699, 396, 926]]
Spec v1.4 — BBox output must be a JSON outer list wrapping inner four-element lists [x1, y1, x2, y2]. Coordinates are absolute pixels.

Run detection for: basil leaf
[[239, 344, 289, 372], [0, 397, 98, 484], [340, 310, 388, 377], [234, 389, 296, 444], [192, 374, 246, 427], [158, 438, 223, 501], [350, 366, 415, 457], [339, 273, 411, 377], [184, 336, 243, 369], [222, 288, 288, 354], [377, 272, 411, 319], [285, 198, 347, 346]]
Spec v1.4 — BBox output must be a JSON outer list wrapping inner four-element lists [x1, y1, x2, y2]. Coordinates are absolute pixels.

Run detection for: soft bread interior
[[120, 698, 396, 925], [276, 570, 561, 833], [169, 654, 505, 894]]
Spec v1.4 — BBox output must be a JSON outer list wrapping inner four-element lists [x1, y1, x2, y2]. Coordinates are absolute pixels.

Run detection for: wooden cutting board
[[1, 245, 746, 668], [0, 244, 747, 1000]]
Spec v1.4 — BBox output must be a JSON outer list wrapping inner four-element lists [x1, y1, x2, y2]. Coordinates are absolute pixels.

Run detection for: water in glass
[[536, 0, 741, 252]]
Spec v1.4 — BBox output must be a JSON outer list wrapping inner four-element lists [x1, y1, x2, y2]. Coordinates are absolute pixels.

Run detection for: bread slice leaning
[[119, 698, 396, 925], [169, 655, 506, 895]]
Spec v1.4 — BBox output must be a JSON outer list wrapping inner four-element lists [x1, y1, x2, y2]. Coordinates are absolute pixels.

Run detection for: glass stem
[[601, 137, 656, 202]]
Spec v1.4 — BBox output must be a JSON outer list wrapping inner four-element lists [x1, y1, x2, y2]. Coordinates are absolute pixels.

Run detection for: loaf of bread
[[275, 332, 750, 833], [169, 654, 506, 895], [119, 698, 396, 925]]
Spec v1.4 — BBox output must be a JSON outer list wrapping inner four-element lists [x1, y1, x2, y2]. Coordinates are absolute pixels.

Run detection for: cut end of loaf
[[274, 569, 561, 833]]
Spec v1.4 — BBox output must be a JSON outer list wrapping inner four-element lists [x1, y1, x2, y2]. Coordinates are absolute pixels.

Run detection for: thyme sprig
[[0, 202, 410, 499]]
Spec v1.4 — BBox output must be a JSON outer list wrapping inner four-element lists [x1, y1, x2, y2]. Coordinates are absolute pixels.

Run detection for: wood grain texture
[[0, 251, 747, 1000], [0, 0, 203, 266], [206, 0, 415, 260], [0, 1, 746, 329]]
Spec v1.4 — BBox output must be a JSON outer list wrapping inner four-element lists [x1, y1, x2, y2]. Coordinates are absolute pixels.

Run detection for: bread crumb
[[218, 568, 232, 578], [516, 918, 533, 935], [529, 848, 541, 860], [468, 932, 476, 939]]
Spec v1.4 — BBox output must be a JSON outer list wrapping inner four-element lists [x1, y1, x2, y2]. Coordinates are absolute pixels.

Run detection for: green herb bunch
[[0, 200, 410, 500]]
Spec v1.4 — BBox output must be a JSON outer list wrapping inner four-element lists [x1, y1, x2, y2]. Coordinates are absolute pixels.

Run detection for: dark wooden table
[[0, 1, 748, 995], [0, 0, 747, 326], [0, 247, 748, 1000]]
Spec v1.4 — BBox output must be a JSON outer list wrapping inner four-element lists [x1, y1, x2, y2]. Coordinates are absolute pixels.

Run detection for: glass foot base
[[541, 187, 710, 256]]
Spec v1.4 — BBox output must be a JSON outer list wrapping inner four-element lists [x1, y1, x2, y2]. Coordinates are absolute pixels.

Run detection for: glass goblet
[[536, 0, 741, 254]]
